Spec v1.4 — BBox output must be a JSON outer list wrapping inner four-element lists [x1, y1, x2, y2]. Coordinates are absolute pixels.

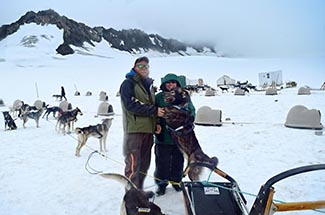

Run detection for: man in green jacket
[[154, 73, 196, 195], [120, 56, 165, 190]]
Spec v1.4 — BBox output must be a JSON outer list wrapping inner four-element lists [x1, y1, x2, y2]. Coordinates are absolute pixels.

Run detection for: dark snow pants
[[123, 133, 153, 190]]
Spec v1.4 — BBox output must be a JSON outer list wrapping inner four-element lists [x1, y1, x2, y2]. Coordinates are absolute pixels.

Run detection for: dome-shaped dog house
[[13, 99, 23, 109], [97, 102, 114, 116], [99, 91, 108, 101], [265, 88, 278, 95], [297, 87, 311, 95], [85, 91, 92, 96], [205, 88, 216, 96], [195, 106, 222, 126], [285, 105, 323, 129], [59, 101, 72, 112], [34, 100, 46, 109], [234, 88, 245, 96], [0, 98, 4, 106], [74, 91, 80, 96]]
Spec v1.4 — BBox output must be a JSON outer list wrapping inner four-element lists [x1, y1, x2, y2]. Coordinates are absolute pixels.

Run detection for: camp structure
[[258, 70, 283, 88], [216, 75, 236, 86], [59, 101, 72, 112], [285, 105, 323, 130], [85, 91, 92, 96], [297, 87, 311, 95], [234, 88, 246, 96], [265, 88, 278, 95], [97, 101, 114, 116], [0, 98, 4, 107], [33, 100, 46, 109], [99, 91, 108, 101], [205, 88, 216, 96], [194, 106, 222, 126]]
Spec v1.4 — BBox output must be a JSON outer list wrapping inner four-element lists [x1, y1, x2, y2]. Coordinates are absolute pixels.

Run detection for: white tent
[[258, 70, 283, 87], [216, 75, 236, 86]]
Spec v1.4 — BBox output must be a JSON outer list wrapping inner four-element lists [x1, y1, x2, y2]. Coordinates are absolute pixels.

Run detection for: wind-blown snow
[[0, 24, 324, 215]]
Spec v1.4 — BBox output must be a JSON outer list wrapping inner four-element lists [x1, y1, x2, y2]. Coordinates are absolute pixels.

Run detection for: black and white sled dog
[[21, 108, 44, 128], [2, 111, 17, 130], [56, 107, 83, 134], [100, 173, 165, 215], [42, 105, 63, 120], [75, 118, 113, 156]]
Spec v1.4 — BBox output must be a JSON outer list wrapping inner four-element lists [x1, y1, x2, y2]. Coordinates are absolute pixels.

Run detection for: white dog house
[[265, 88, 278, 95], [34, 100, 45, 109], [99, 91, 108, 101], [234, 88, 246, 96], [85, 91, 92, 96], [195, 106, 222, 126], [297, 87, 311, 95], [97, 102, 114, 116], [205, 88, 216, 96], [59, 101, 72, 112], [285, 105, 323, 129], [0, 99, 4, 106], [74, 91, 80, 96]]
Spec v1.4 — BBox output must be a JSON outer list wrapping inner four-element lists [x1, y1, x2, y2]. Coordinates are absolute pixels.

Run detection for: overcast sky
[[1, 0, 325, 57]]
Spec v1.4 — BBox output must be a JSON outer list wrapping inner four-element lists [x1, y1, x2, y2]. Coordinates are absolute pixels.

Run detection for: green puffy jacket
[[155, 73, 196, 145]]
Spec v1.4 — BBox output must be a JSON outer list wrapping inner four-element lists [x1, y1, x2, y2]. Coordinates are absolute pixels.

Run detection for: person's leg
[[154, 144, 172, 194], [138, 133, 154, 190], [170, 145, 184, 191]]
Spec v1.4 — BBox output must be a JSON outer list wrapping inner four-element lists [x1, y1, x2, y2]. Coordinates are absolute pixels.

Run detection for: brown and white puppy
[[162, 87, 218, 181], [75, 118, 113, 156], [100, 173, 165, 215]]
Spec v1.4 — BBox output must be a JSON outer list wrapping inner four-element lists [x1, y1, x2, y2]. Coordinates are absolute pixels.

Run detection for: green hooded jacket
[[155, 73, 196, 145]]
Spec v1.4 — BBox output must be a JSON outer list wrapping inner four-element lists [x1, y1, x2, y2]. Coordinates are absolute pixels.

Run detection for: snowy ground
[[0, 25, 324, 214]]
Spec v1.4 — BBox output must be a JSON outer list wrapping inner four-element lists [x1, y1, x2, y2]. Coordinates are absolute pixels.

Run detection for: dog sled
[[181, 162, 325, 215]]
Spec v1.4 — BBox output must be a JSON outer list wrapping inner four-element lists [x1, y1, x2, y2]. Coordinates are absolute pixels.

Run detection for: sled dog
[[21, 108, 44, 128], [100, 173, 164, 215], [56, 107, 83, 134], [75, 118, 113, 156], [42, 105, 63, 120], [162, 87, 218, 181], [2, 111, 17, 130]]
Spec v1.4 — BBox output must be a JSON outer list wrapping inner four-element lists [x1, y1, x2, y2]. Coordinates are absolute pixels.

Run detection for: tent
[[258, 70, 283, 87], [97, 102, 114, 116], [297, 87, 311, 95], [216, 75, 236, 86], [194, 106, 222, 126], [285, 105, 323, 130]]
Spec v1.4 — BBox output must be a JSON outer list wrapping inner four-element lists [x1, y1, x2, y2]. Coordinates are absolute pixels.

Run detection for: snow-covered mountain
[[0, 9, 220, 56]]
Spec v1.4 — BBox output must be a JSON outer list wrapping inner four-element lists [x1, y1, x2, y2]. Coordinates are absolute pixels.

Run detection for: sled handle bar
[[184, 162, 238, 184]]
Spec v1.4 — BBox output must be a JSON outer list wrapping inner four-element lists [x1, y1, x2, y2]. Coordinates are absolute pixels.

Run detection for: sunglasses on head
[[136, 64, 149, 69], [166, 80, 177, 84]]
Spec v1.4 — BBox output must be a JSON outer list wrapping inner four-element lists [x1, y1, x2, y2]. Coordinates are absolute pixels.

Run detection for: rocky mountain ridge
[[0, 9, 217, 56]]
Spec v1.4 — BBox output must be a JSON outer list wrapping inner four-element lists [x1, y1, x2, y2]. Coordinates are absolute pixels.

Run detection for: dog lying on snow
[[75, 118, 113, 156], [100, 173, 165, 215], [162, 87, 218, 181]]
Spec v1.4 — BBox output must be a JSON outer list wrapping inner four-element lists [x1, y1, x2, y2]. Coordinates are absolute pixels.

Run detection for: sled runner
[[181, 163, 325, 215]]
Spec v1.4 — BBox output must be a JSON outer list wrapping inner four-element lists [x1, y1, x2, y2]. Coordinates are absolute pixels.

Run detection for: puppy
[[100, 173, 165, 215], [75, 118, 113, 156], [2, 111, 17, 130], [163, 87, 218, 181]]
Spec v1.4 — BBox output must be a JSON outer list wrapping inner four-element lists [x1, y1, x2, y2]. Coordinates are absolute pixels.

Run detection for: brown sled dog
[[100, 173, 165, 215], [75, 118, 113, 156], [162, 87, 218, 181]]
